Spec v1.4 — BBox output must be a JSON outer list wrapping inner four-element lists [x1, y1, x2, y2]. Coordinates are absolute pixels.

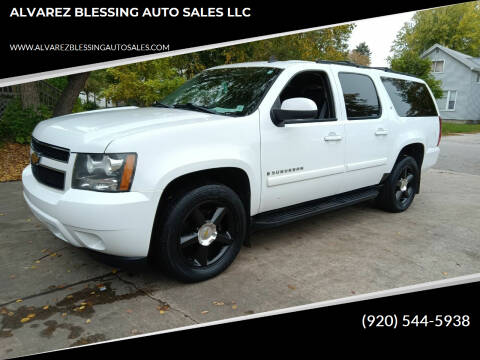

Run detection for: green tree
[[169, 25, 355, 79], [170, 50, 225, 79], [102, 58, 185, 106], [392, 2, 480, 57], [389, 50, 443, 98], [46, 77, 68, 91], [348, 50, 370, 66], [50, 24, 355, 109], [350, 42, 372, 66], [388, 2, 480, 100], [221, 25, 355, 64], [355, 42, 372, 58], [53, 73, 91, 117], [84, 70, 109, 105]]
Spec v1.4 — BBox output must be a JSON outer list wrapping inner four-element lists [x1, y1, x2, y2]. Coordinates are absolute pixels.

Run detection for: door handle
[[375, 128, 389, 136], [324, 133, 343, 141]]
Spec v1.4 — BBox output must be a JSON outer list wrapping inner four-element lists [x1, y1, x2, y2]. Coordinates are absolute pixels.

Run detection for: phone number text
[[361, 314, 470, 329]]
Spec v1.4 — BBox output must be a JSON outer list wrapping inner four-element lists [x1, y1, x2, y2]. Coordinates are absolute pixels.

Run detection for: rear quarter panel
[[374, 73, 440, 173]]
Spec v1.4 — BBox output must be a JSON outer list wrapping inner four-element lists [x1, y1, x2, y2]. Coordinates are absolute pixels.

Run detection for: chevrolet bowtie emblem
[[31, 151, 40, 165]]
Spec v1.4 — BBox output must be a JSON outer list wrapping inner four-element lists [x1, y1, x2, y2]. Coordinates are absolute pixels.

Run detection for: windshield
[[159, 67, 282, 116]]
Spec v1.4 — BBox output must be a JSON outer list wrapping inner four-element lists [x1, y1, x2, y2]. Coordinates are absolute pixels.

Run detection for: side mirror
[[272, 97, 318, 127]]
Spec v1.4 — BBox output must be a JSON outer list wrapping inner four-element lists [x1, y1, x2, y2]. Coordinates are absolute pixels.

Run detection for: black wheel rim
[[395, 165, 415, 208], [178, 200, 235, 268]]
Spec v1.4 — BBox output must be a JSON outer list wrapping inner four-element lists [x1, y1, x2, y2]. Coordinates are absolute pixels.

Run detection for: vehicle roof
[[209, 60, 424, 82]]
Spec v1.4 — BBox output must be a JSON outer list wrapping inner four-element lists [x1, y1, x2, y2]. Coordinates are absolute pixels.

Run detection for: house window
[[445, 90, 457, 111], [431, 60, 444, 73], [477, 72, 480, 83]]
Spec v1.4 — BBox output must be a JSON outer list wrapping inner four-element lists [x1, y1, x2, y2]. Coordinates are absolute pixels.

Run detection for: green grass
[[442, 122, 480, 136]]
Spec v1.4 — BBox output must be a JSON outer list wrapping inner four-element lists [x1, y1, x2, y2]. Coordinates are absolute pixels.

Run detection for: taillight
[[437, 116, 442, 146]]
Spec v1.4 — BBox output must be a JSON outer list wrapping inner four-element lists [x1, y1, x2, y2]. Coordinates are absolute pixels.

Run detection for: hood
[[32, 106, 220, 153]]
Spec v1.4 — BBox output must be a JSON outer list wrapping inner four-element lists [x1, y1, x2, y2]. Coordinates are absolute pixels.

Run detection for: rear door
[[333, 70, 391, 191]]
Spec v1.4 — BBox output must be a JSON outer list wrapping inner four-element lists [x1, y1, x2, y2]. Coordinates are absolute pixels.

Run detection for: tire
[[152, 184, 247, 282], [376, 156, 420, 213]]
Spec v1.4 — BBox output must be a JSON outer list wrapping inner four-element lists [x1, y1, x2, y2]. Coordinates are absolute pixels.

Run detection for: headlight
[[72, 153, 137, 192]]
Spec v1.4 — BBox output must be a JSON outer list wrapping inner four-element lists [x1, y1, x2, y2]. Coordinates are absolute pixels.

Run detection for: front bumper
[[22, 165, 160, 257]]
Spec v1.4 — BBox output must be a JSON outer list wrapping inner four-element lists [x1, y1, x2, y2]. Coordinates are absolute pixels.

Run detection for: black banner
[[23, 279, 478, 358], [0, 0, 464, 79]]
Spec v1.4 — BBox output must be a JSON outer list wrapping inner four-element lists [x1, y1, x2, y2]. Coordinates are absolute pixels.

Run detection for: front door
[[259, 69, 346, 213]]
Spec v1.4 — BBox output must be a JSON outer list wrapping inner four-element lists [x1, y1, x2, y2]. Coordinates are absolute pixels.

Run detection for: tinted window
[[381, 77, 438, 117], [338, 73, 381, 119]]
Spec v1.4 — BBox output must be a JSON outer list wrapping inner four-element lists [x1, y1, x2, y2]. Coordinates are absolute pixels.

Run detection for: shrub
[[72, 99, 99, 113], [72, 98, 84, 113], [0, 98, 52, 144], [82, 101, 99, 111]]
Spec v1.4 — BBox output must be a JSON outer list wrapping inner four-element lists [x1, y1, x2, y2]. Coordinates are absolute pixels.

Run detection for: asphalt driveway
[[1, 133, 480, 358]]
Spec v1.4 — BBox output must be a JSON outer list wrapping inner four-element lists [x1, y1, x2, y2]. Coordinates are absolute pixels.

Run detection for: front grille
[[31, 137, 70, 163], [31, 164, 65, 190]]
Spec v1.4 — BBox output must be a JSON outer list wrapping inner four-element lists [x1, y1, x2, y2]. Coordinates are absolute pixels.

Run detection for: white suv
[[22, 60, 441, 282]]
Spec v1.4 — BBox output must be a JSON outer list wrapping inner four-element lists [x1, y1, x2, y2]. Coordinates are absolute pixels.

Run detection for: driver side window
[[273, 70, 336, 123]]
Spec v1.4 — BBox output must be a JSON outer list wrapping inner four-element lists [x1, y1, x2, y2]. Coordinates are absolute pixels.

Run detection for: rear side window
[[338, 73, 381, 120], [381, 77, 438, 117]]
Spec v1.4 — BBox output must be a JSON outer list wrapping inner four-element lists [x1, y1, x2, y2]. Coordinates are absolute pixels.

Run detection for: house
[[421, 44, 480, 123]]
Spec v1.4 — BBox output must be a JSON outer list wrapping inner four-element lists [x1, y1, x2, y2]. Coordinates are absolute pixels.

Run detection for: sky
[[348, 11, 416, 67]]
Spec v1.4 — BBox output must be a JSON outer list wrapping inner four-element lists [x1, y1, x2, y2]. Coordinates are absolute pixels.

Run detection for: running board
[[251, 187, 380, 231]]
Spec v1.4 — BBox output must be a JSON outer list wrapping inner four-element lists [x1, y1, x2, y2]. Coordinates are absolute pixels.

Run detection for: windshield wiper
[[152, 102, 172, 108], [172, 103, 217, 114]]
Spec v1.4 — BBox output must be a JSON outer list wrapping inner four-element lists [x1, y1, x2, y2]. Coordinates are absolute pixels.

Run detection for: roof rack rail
[[370, 66, 418, 77], [370, 66, 391, 71], [315, 59, 369, 69], [315, 59, 419, 78]]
